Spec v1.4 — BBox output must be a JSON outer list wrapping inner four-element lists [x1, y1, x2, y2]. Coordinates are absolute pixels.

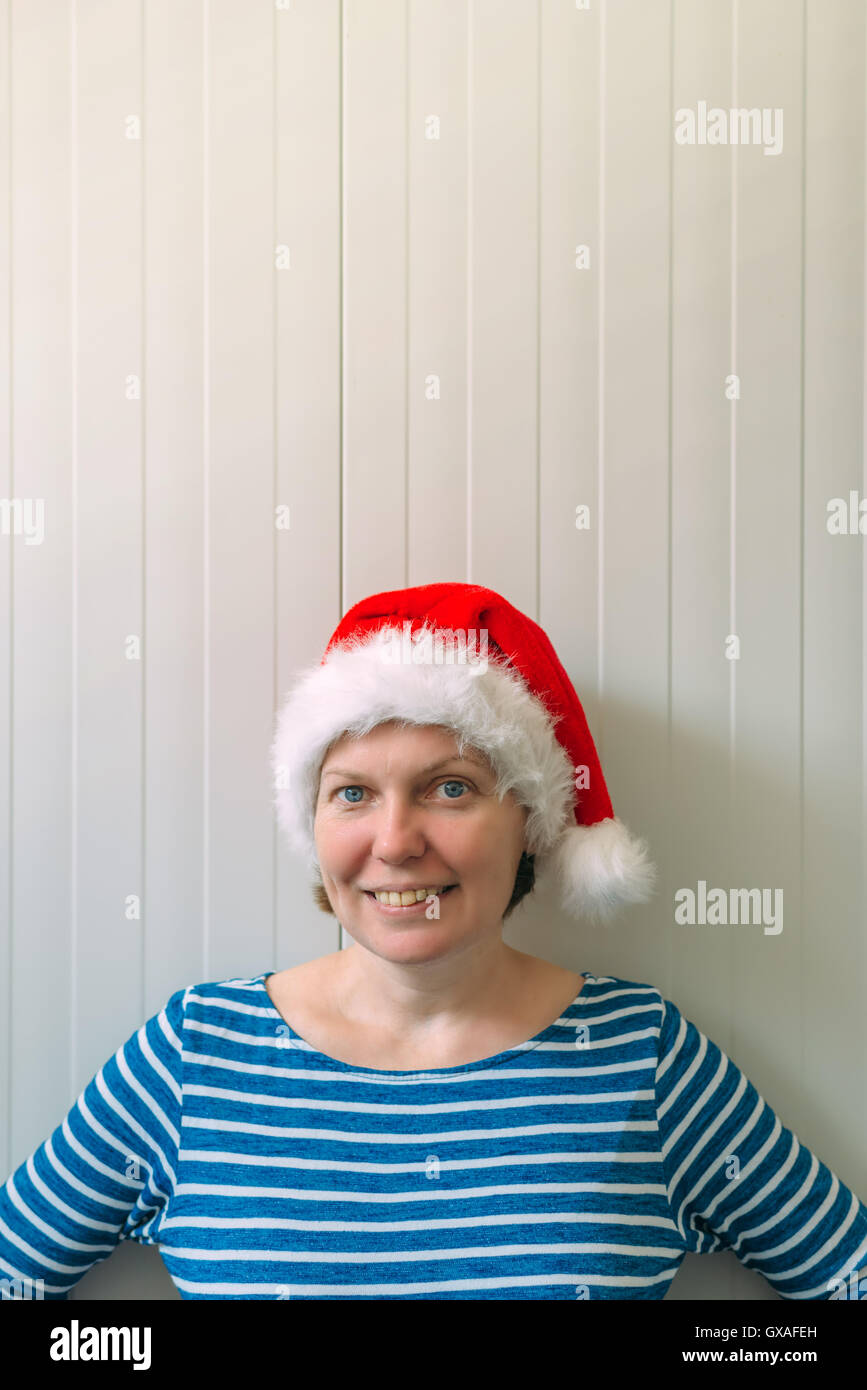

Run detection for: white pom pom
[[545, 818, 657, 922]]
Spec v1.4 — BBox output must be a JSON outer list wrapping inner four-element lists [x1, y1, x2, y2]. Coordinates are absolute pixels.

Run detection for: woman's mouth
[[363, 885, 458, 915]]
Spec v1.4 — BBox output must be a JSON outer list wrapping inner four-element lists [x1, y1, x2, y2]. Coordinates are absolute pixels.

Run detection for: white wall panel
[[667, 0, 743, 1301], [0, 0, 12, 1178], [7, 0, 75, 1158], [669, 0, 734, 1098], [143, 0, 206, 1012], [343, 0, 408, 601], [802, 0, 866, 1198], [469, 0, 539, 604], [206, 1, 276, 983], [529, 0, 602, 973], [407, 0, 468, 584], [0, 0, 9, 1195], [273, 0, 342, 969], [75, 0, 144, 1091], [732, 0, 805, 1146], [599, 0, 673, 995]]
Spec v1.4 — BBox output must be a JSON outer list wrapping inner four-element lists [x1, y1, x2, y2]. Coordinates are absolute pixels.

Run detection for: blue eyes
[[335, 779, 470, 806]]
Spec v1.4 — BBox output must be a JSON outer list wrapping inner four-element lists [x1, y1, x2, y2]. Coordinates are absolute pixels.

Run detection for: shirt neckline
[[256, 969, 594, 1077]]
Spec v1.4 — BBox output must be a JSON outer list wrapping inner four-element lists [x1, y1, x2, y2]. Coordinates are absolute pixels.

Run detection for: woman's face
[[313, 721, 528, 964]]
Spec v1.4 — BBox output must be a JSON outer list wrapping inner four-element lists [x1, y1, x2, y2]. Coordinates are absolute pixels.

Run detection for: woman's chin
[[341, 918, 472, 962]]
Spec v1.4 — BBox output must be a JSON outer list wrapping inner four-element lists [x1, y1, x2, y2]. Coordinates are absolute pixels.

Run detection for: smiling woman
[[271, 582, 657, 926], [310, 734, 538, 920], [311, 750, 536, 922], [313, 722, 530, 925], [292, 720, 539, 1050], [1, 581, 865, 1301]]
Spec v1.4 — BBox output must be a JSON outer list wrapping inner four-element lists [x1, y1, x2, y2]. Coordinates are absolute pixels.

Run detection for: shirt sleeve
[[654, 995, 867, 1300], [0, 986, 186, 1301]]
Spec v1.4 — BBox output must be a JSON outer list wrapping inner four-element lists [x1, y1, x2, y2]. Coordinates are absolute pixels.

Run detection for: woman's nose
[[369, 795, 428, 858]]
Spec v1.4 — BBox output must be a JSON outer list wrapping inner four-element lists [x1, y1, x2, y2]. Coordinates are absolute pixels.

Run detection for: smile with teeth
[[368, 885, 457, 906]]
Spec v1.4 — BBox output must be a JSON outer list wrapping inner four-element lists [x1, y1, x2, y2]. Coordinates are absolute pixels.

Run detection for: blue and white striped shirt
[[1, 970, 865, 1300]]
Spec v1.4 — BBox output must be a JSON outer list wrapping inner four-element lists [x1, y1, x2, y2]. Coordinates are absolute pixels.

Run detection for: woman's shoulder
[[569, 969, 666, 1006], [154, 971, 289, 1027], [176, 959, 343, 1033]]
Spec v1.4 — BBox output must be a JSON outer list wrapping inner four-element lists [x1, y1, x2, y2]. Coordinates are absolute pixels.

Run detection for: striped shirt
[[1, 970, 865, 1300]]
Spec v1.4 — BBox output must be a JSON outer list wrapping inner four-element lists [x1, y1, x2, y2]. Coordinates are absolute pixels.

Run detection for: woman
[[1, 581, 865, 1300]]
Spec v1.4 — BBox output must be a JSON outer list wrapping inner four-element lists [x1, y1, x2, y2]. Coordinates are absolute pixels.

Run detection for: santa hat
[[270, 581, 656, 921]]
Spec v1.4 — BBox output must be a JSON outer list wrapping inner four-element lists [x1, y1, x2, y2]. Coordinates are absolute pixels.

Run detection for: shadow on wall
[[71, 1243, 181, 1300], [69, 1243, 778, 1300]]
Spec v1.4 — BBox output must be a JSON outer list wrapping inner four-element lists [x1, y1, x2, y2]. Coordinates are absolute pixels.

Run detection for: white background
[[0, 0, 864, 1300]]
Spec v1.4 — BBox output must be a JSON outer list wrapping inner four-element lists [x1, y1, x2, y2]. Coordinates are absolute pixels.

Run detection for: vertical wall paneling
[[469, 0, 538, 604], [669, 0, 735, 1074], [667, 0, 741, 1300], [802, 0, 866, 1188], [206, 1, 275, 981], [342, 0, 408, 604], [143, 2, 206, 1014], [1, 0, 864, 1299], [863, 0, 867, 1200], [8, 1, 75, 1154], [731, 0, 805, 1132], [538, 0, 600, 740], [521, 0, 601, 964], [0, 0, 11, 1176], [75, 0, 144, 1090], [600, 0, 672, 990], [273, 1, 343, 968], [407, 0, 468, 586]]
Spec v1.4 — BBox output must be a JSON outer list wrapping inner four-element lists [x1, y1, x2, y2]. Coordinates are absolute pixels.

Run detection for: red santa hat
[[270, 580, 656, 921]]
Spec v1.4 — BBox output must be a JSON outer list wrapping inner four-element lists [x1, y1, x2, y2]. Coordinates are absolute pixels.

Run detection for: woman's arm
[[654, 996, 867, 1300], [0, 987, 186, 1300]]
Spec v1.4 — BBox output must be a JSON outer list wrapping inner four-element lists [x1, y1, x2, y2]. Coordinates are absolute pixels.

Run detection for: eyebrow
[[321, 751, 491, 782]]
